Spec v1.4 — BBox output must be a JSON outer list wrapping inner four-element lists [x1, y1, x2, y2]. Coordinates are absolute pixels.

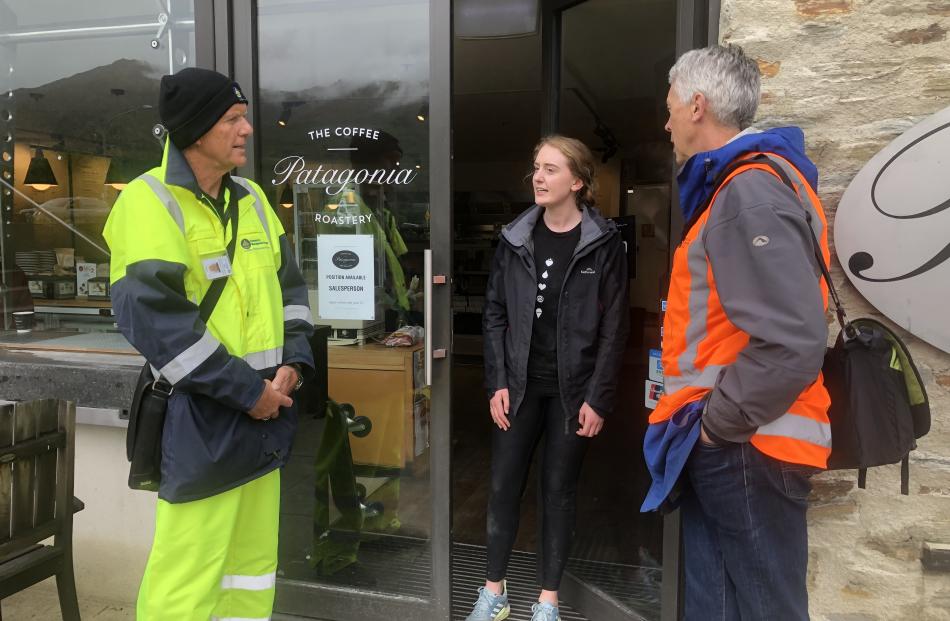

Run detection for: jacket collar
[[501, 204, 614, 255], [675, 126, 818, 223], [159, 139, 248, 202]]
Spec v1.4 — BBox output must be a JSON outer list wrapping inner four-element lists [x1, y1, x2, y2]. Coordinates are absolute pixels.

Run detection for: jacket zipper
[[557, 229, 614, 319], [503, 220, 614, 419], [553, 232, 612, 408]]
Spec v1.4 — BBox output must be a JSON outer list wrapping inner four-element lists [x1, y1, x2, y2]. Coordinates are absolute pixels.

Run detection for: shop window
[[0, 0, 195, 351], [256, 0, 434, 601]]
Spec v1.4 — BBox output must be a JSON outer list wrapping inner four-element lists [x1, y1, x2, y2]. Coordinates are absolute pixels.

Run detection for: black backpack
[[743, 155, 931, 494], [823, 317, 930, 494]]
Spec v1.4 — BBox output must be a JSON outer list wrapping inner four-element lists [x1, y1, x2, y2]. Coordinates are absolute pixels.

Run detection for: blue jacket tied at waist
[[641, 400, 705, 513]]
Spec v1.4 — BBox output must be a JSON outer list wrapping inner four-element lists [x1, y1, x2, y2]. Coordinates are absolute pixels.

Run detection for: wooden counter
[[327, 342, 425, 470]]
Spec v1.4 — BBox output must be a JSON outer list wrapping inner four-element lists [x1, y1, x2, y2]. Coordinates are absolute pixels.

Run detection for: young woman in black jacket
[[465, 135, 629, 621]]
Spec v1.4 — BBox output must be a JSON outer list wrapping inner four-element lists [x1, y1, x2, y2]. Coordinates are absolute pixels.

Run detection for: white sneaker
[[530, 601, 561, 621], [465, 581, 510, 621]]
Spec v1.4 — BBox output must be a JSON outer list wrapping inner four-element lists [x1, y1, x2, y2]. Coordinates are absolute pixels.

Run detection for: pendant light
[[105, 158, 129, 190], [279, 184, 294, 209], [277, 101, 304, 127], [24, 147, 58, 190]]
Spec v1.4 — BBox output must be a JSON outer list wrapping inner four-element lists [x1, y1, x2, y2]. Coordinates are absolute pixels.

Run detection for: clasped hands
[[248, 365, 300, 421]]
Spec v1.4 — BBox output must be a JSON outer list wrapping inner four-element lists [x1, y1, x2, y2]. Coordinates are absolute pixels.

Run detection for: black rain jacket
[[483, 205, 629, 421]]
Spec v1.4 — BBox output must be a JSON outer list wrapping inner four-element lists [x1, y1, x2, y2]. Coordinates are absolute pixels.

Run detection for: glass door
[[543, 1, 708, 620], [237, 1, 453, 619], [548, 2, 718, 620], [449, 0, 706, 619]]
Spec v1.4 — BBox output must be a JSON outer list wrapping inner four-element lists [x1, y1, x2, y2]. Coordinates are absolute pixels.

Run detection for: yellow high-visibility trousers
[[137, 469, 280, 621]]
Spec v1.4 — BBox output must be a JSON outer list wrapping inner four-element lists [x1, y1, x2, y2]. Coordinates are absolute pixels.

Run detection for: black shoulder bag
[[126, 192, 240, 491]]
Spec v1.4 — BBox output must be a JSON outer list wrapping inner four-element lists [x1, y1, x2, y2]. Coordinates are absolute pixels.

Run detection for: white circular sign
[[836, 106, 950, 353]]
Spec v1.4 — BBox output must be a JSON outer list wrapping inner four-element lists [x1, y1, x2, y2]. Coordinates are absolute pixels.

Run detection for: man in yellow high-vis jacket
[[103, 67, 315, 620]]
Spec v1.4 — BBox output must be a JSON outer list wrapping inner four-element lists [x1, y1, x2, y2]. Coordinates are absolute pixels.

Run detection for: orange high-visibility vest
[[652, 152, 832, 468]]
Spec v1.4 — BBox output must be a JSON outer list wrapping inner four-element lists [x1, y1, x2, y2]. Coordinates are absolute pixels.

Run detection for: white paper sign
[[317, 234, 375, 320]]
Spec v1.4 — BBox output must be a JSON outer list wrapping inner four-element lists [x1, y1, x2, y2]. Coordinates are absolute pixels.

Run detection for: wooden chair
[[0, 399, 82, 621]]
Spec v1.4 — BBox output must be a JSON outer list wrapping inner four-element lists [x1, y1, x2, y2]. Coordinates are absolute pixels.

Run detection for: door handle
[[424, 250, 448, 386], [425, 250, 433, 386]]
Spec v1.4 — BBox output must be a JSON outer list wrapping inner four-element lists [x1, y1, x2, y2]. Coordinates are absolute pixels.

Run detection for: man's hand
[[489, 388, 511, 431], [699, 423, 719, 447], [272, 365, 301, 397], [577, 402, 604, 437], [248, 379, 293, 420]]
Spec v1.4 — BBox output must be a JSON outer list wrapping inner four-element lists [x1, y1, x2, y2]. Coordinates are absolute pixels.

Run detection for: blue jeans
[[682, 440, 815, 621]]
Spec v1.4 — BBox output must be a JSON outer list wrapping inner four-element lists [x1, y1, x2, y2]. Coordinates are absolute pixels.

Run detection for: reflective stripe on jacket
[[104, 139, 315, 502], [652, 152, 831, 468]]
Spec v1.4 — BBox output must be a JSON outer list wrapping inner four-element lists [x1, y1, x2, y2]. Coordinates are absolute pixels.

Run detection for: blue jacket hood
[[677, 126, 818, 223]]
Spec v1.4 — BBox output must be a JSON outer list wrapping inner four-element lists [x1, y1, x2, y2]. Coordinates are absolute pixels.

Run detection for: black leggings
[[485, 382, 590, 591]]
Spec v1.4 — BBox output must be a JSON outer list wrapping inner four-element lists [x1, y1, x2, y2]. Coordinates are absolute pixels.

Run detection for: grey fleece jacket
[[701, 169, 829, 443]]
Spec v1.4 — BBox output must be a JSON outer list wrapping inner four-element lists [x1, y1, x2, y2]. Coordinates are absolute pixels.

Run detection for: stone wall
[[719, 1, 950, 619]]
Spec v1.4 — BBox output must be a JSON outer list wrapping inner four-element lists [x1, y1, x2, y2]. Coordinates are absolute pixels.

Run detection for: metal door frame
[[660, 6, 718, 619], [537, 1, 719, 620], [196, 2, 454, 618]]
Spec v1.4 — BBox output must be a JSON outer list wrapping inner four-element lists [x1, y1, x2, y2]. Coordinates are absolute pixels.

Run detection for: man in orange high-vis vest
[[647, 45, 830, 620]]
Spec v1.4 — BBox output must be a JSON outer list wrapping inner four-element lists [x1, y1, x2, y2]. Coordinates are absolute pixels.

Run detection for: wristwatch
[[288, 363, 304, 392]]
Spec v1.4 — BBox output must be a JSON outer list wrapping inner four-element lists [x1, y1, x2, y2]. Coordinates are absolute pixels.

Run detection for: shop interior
[[449, 0, 676, 618], [0, 2, 190, 349]]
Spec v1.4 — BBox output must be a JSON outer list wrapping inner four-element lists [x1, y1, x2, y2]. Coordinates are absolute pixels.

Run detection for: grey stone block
[[0, 348, 141, 410]]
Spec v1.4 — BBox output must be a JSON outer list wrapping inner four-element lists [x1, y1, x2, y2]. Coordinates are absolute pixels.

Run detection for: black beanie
[[159, 68, 249, 150]]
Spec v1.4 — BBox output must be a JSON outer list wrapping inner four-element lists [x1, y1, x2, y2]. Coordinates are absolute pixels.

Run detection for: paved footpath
[[4, 579, 133, 620]]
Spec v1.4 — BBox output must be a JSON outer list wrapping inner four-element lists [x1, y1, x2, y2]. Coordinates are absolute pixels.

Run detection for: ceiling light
[[24, 147, 57, 190], [105, 158, 129, 190], [279, 184, 294, 209], [278, 100, 305, 127]]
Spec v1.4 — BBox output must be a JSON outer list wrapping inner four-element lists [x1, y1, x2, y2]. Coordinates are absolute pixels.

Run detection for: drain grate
[[452, 543, 589, 621], [279, 536, 660, 620], [564, 556, 661, 620]]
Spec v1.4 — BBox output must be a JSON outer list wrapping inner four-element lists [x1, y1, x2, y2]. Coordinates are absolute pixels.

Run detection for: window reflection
[[257, 0, 434, 601], [0, 0, 195, 347]]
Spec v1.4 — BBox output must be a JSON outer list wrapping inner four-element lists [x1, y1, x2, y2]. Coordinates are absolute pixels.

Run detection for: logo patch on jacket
[[752, 235, 770, 247], [580, 267, 596, 275], [241, 237, 270, 251]]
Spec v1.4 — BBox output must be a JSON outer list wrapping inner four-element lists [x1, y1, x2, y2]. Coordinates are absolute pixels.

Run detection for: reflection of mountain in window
[[0, 1, 196, 345]]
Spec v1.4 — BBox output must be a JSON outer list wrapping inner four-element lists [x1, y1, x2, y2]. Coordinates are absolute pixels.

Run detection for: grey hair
[[668, 44, 760, 130]]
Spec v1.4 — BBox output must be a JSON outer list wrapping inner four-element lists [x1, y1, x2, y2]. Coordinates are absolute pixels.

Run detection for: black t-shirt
[[526, 216, 581, 385]]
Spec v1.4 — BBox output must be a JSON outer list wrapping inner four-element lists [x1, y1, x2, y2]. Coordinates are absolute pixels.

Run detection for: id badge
[[202, 254, 233, 280]]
